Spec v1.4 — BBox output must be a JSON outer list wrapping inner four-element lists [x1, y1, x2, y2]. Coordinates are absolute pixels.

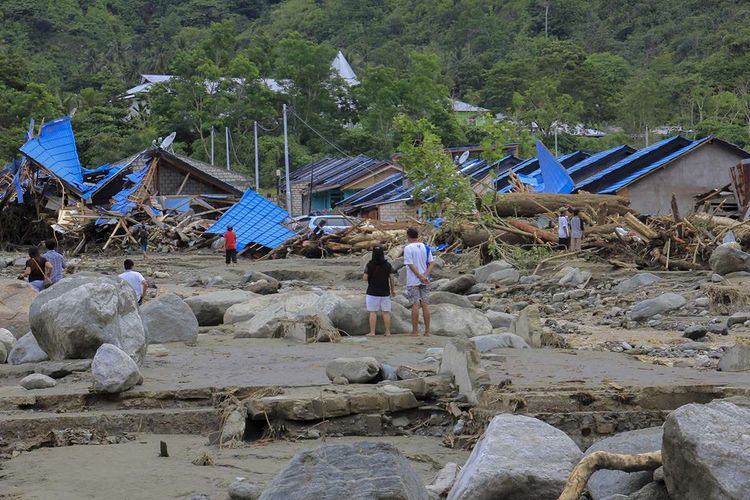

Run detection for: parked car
[[291, 214, 358, 235]]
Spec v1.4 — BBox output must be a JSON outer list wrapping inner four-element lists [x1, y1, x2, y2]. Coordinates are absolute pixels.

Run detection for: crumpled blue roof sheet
[[20, 117, 87, 193], [574, 136, 689, 192], [207, 189, 296, 250], [598, 137, 713, 194], [497, 151, 588, 193]]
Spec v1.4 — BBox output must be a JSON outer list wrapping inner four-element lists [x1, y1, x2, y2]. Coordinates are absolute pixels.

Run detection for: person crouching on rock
[[364, 245, 396, 337]]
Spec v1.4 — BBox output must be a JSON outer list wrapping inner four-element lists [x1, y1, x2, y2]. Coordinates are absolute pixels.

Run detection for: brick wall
[[290, 183, 307, 216], [378, 201, 417, 222], [157, 165, 223, 195]]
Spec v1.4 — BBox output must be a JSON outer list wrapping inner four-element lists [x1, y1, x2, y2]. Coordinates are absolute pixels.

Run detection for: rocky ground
[[0, 246, 749, 499]]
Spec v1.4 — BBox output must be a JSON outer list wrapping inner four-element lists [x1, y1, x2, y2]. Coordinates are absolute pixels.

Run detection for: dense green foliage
[[2, 0, 750, 188]]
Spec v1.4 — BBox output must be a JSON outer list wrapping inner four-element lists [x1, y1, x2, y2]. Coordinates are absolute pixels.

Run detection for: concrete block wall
[[157, 165, 223, 195], [290, 183, 307, 216], [378, 201, 417, 222]]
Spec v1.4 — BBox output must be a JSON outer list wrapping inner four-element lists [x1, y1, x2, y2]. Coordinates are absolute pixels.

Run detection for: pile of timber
[[271, 222, 412, 259]]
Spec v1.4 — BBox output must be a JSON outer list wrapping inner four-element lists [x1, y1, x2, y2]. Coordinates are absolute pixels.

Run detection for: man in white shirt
[[557, 207, 570, 250], [119, 259, 147, 305], [403, 227, 435, 337]]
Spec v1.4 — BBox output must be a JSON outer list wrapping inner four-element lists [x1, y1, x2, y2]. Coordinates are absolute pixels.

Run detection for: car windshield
[[319, 217, 352, 227]]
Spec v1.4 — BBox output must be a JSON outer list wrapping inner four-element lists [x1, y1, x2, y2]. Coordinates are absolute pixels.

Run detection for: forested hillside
[[2, 0, 750, 187]]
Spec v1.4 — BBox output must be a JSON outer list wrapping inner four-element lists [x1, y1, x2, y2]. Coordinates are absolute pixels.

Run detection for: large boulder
[[140, 293, 199, 344], [28, 275, 147, 362], [717, 344, 750, 372], [328, 296, 412, 336], [630, 293, 686, 321], [0, 328, 16, 355], [584, 427, 663, 499], [430, 304, 493, 337], [430, 291, 474, 308], [556, 267, 592, 287], [439, 338, 489, 405], [326, 357, 380, 383], [7, 332, 48, 365], [20, 373, 57, 390], [259, 441, 429, 500], [514, 305, 545, 347], [474, 261, 513, 283], [662, 401, 750, 499], [709, 244, 750, 276], [484, 310, 517, 329], [438, 275, 476, 294], [470, 333, 529, 352], [184, 290, 256, 326], [615, 273, 661, 293], [91, 343, 142, 393], [447, 414, 582, 500], [0, 279, 37, 337], [485, 268, 521, 285]]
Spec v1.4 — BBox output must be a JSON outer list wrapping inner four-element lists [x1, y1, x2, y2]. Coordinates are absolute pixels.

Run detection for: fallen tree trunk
[[558, 450, 662, 500], [506, 219, 559, 243], [493, 193, 631, 218]]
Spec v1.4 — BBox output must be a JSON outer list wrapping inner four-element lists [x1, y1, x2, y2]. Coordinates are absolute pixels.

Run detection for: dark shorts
[[226, 248, 237, 264], [140, 243, 148, 252], [558, 237, 570, 248]]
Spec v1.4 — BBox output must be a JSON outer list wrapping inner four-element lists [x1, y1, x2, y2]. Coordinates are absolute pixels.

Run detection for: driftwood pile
[[270, 221, 414, 259]]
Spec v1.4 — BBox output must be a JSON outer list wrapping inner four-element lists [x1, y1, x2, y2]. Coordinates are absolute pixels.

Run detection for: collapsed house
[[0, 116, 294, 254]]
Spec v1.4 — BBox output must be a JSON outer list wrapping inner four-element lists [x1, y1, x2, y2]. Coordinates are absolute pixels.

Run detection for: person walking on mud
[[404, 227, 434, 337], [364, 245, 396, 337], [224, 225, 238, 265]]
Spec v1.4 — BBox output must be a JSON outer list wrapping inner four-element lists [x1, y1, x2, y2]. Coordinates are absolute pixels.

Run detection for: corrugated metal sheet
[[289, 155, 394, 191], [206, 189, 295, 250], [598, 137, 713, 194], [20, 117, 87, 193], [566, 144, 635, 178], [497, 151, 588, 193]]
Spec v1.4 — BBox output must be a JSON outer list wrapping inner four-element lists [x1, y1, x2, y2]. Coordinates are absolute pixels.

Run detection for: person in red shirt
[[224, 225, 237, 265]]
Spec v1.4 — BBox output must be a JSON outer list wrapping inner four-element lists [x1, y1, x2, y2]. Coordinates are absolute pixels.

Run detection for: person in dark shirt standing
[[363, 246, 396, 336], [138, 225, 149, 260], [225, 224, 238, 265]]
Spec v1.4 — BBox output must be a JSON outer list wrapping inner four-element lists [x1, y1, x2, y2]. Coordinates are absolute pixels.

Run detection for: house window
[[329, 190, 345, 206]]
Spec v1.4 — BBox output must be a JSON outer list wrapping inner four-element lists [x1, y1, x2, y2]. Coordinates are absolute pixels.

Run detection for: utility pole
[[645, 126, 650, 147], [544, 3, 549, 37], [283, 104, 292, 214], [554, 125, 558, 156], [210, 127, 215, 166], [225, 127, 230, 171], [254, 121, 260, 192]]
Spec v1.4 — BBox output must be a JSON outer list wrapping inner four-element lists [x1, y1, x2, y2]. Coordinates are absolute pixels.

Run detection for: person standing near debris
[[138, 225, 149, 260], [43, 239, 65, 285], [21, 246, 53, 292], [558, 207, 570, 250], [119, 259, 147, 305], [570, 208, 584, 251], [404, 227, 434, 337], [225, 225, 238, 265], [364, 245, 396, 337]]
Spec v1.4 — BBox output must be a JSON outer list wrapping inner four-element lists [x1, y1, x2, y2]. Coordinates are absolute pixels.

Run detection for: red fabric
[[224, 230, 237, 250]]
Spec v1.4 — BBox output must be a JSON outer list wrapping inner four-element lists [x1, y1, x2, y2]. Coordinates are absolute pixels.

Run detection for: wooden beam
[[176, 173, 191, 195]]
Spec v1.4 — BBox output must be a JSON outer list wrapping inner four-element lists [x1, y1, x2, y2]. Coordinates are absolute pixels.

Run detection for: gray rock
[[727, 311, 750, 327], [630, 293, 686, 321], [438, 275, 476, 294], [429, 304, 493, 337], [430, 291, 474, 308], [0, 279, 37, 336], [258, 441, 429, 500], [0, 343, 6, 364], [332, 376, 348, 385], [683, 325, 707, 340], [471, 333, 529, 352], [246, 279, 279, 295], [35, 359, 91, 378], [514, 305, 544, 347], [326, 357, 380, 383], [663, 401, 750, 500], [447, 414, 582, 500], [707, 323, 729, 335], [556, 267, 592, 287], [694, 297, 710, 308], [474, 261, 513, 283], [241, 270, 279, 287], [439, 338, 489, 405], [328, 296, 411, 336], [7, 332, 48, 365], [91, 343, 142, 393], [626, 482, 670, 500], [379, 363, 398, 381], [211, 237, 225, 251], [185, 290, 255, 326], [584, 427, 663, 499], [484, 311, 517, 329], [615, 273, 661, 293], [19, 373, 57, 390], [709, 244, 750, 275], [29, 275, 147, 362], [485, 268, 520, 285], [228, 479, 262, 500], [0, 328, 16, 354], [206, 275, 225, 287], [140, 293, 199, 344], [426, 463, 459, 498], [717, 344, 750, 372]]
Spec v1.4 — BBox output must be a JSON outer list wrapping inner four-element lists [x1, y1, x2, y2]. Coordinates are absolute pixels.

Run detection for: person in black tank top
[[363, 246, 396, 336]]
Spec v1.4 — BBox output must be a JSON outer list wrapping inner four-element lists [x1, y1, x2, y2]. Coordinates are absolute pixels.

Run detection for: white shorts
[[366, 295, 392, 312]]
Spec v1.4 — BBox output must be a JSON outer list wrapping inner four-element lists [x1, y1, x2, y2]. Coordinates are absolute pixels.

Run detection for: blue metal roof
[[598, 137, 713, 194], [336, 173, 405, 208], [574, 136, 689, 192], [497, 151, 587, 193], [207, 189, 296, 250], [20, 117, 87, 193], [566, 144, 634, 177]]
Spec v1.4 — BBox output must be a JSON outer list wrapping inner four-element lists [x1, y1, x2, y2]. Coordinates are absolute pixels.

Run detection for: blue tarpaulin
[[20, 117, 87, 193], [536, 140, 574, 194], [206, 189, 296, 250]]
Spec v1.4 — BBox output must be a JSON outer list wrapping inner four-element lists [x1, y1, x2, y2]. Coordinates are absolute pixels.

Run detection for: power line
[[287, 106, 352, 158]]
